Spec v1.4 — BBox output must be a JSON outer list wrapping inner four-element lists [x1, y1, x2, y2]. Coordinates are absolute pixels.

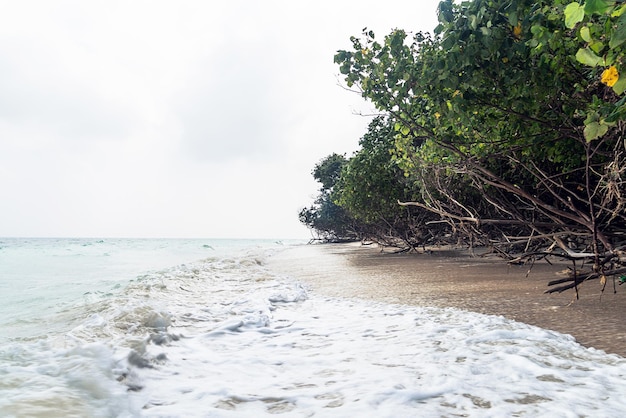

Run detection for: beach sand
[[268, 242, 626, 357]]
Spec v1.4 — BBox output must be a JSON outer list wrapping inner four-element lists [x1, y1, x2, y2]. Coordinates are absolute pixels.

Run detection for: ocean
[[1, 237, 625, 417]]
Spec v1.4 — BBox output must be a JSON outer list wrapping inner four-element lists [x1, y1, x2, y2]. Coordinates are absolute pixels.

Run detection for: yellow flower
[[513, 23, 522, 39], [434, 112, 441, 120], [601, 66, 619, 87]]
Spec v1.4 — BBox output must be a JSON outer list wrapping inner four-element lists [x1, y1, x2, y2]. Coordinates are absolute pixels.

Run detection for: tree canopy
[[300, 0, 626, 293], [299, 153, 359, 242]]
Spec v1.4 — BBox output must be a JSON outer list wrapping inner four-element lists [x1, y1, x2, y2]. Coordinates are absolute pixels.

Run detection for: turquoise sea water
[[0, 238, 283, 341], [1, 238, 626, 417]]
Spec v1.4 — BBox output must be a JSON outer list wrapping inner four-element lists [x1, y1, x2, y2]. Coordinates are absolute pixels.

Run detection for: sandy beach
[[269, 242, 626, 357]]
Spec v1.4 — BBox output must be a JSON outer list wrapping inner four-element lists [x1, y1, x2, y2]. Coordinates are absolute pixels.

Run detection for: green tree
[[336, 117, 410, 223], [334, 0, 626, 290], [563, 0, 626, 139], [299, 154, 359, 241], [335, 116, 436, 248]]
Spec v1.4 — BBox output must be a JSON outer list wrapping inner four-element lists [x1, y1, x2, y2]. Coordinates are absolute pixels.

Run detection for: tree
[[335, 116, 440, 249], [299, 154, 359, 241], [336, 117, 410, 223], [333, 0, 626, 293], [563, 0, 626, 140]]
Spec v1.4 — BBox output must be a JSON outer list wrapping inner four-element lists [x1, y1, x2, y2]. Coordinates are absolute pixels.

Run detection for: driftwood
[[398, 184, 626, 297], [391, 126, 626, 300], [506, 245, 626, 296], [545, 266, 626, 294]]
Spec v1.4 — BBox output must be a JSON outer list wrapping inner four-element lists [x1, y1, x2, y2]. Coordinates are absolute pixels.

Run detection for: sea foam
[[1, 239, 626, 417]]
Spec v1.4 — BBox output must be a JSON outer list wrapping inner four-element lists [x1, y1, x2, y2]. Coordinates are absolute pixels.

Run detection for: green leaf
[[580, 26, 592, 42], [584, 121, 609, 141], [564, 2, 585, 28], [470, 14, 478, 30], [584, 0, 613, 16], [589, 40, 605, 54], [606, 95, 626, 121], [610, 13, 626, 49], [612, 4, 626, 17], [604, 49, 616, 66], [575, 47, 603, 66], [612, 75, 626, 94]]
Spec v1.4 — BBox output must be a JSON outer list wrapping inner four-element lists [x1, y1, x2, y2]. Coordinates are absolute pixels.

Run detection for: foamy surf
[[129, 295, 626, 417], [1, 239, 626, 417]]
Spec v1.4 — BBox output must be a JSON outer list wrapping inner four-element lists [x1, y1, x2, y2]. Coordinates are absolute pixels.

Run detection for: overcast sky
[[0, 0, 440, 239]]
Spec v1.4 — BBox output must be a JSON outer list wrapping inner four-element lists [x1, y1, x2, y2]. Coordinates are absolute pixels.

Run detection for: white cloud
[[0, 0, 440, 238]]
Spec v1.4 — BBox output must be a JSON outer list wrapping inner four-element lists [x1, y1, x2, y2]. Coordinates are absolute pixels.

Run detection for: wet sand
[[268, 243, 626, 357]]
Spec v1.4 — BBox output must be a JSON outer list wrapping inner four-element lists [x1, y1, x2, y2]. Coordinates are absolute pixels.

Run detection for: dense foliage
[[300, 0, 626, 291], [298, 153, 357, 241]]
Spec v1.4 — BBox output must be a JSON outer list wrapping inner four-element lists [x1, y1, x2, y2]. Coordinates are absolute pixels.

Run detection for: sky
[[0, 0, 441, 239]]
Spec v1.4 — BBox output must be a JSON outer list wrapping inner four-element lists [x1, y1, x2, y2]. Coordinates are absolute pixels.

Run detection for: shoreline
[[268, 242, 626, 357]]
